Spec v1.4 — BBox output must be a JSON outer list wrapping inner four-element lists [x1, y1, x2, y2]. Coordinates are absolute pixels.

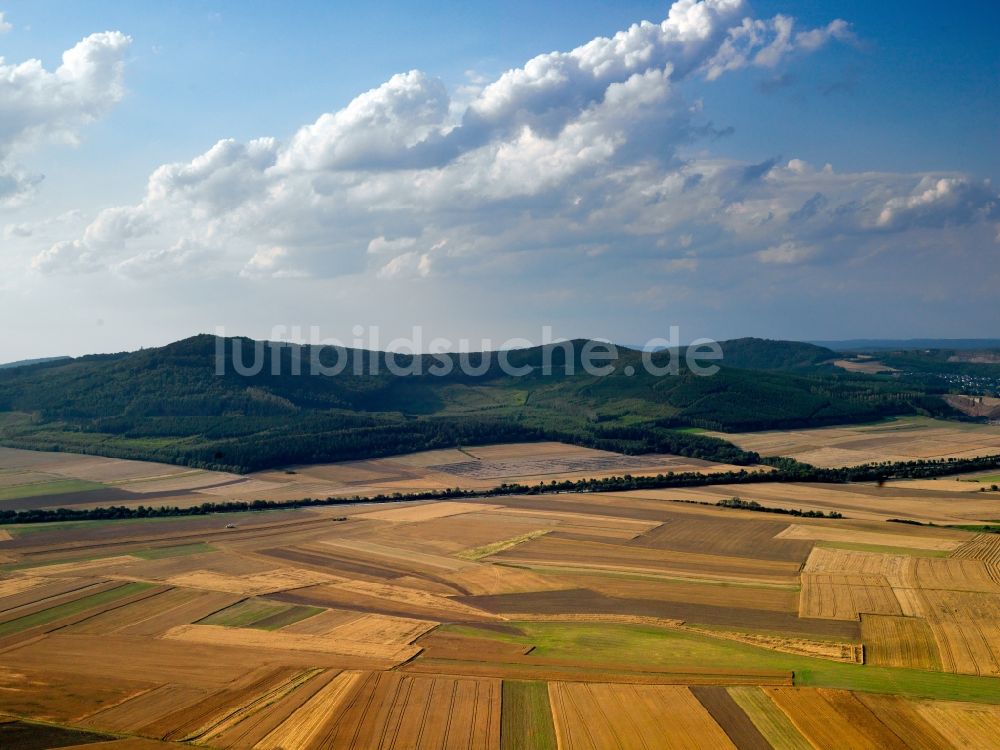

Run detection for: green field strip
[[440, 622, 1000, 704], [0, 582, 154, 638], [0, 581, 117, 622], [0, 551, 139, 573], [250, 604, 325, 631], [0, 479, 106, 502], [501, 680, 557, 750], [196, 598, 293, 628], [727, 687, 813, 750]]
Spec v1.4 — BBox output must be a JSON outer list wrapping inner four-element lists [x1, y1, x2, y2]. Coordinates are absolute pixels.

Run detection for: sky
[[1, 0, 998, 360]]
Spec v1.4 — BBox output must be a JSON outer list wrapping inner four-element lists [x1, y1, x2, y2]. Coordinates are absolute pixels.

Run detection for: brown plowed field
[[630, 517, 813, 562]]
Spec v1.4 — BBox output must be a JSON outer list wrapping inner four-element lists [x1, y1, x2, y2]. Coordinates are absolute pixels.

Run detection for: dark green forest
[[0, 334, 960, 473]]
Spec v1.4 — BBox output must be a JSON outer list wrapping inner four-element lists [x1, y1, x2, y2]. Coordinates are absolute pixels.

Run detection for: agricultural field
[[1, 447, 1000, 746], [633, 481, 1000, 525], [0, 442, 745, 512], [708, 416, 1000, 468]]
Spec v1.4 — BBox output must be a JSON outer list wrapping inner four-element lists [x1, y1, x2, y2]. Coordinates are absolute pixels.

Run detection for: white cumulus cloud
[[31, 0, 993, 287], [0, 28, 131, 205], [0, 30, 131, 151], [876, 177, 998, 230]]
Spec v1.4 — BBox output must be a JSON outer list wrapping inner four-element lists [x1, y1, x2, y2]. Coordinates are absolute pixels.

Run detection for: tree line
[[3, 453, 997, 525]]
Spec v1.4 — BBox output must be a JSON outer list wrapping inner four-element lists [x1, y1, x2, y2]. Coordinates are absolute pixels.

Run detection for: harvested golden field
[[804, 546, 913, 583], [802, 543, 1000, 677], [799, 572, 902, 620], [853, 694, 954, 750], [908, 556, 1000, 592], [324, 612, 435, 646], [251, 670, 363, 749], [952, 533, 1000, 565], [549, 682, 736, 749], [331, 578, 500, 619], [80, 666, 311, 741], [320, 537, 475, 571], [193, 478, 290, 498], [0, 574, 46, 598], [356, 500, 502, 522], [562, 573, 798, 613], [710, 416, 1000, 467], [630, 481, 1000, 524], [860, 614, 941, 669], [257, 671, 502, 749], [163, 567, 340, 595], [463, 442, 607, 462], [277, 607, 366, 635], [492, 506, 661, 540], [727, 686, 814, 750], [489, 534, 803, 585], [913, 699, 1000, 748], [766, 687, 909, 749], [163, 623, 422, 663], [194, 669, 343, 749], [5, 444, 1000, 747], [0, 440, 740, 511], [263, 441, 748, 499], [27, 555, 144, 577], [777, 523, 962, 552], [912, 589, 1000, 676], [444, 562, 570, 595]]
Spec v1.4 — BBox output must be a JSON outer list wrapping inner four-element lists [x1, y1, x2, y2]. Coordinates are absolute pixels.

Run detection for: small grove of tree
[[717, 496, 843, 519]]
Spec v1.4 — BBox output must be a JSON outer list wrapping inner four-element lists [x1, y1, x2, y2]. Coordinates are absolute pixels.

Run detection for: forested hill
[[0, 356, 71, 370], [710, 338, 838, 371], [0, 334, 952, 472]]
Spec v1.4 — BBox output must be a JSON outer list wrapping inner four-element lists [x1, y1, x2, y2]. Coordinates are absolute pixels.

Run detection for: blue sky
[[1, 1, 998, 359]]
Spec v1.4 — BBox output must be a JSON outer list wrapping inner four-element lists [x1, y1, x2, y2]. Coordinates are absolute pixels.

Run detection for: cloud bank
[[22, 0, 998, 294]]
